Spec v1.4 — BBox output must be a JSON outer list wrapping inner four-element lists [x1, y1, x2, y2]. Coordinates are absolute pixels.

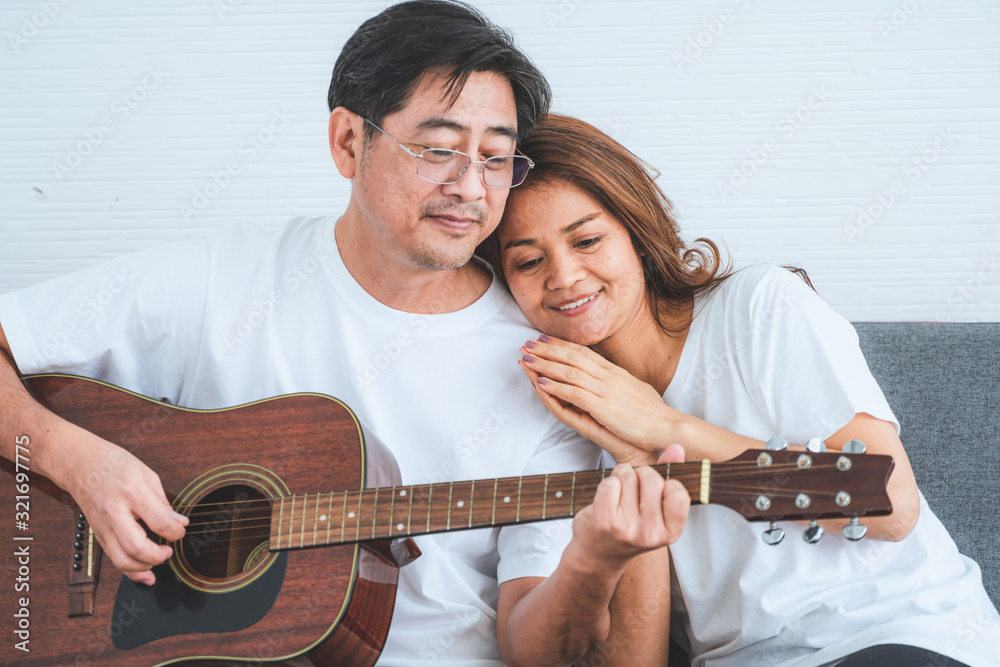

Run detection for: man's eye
[[423, 149, 460, 163], [484, 156, 512, 170]]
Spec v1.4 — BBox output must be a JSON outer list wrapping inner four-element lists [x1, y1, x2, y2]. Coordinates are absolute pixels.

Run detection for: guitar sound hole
[[181, 485, 272, 580]]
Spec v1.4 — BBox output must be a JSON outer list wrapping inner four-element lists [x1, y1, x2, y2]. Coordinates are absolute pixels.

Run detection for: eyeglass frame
[[362, 118, 534, 189]]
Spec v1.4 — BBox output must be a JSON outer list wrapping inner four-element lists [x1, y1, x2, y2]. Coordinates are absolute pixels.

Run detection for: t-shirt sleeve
[[733, 265, 898, 444], [495, 425, 602, 584], [0, 237, 212, 404]]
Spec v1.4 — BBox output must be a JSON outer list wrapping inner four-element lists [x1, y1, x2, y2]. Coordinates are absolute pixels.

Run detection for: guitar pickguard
[[111, 552, 288, 650]]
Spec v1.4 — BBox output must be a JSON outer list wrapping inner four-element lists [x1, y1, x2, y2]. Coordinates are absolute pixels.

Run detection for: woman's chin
[[536, 324, 609, 347]]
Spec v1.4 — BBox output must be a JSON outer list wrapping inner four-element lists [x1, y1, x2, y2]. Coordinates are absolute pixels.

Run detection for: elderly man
[[0, 2, 688, 664]]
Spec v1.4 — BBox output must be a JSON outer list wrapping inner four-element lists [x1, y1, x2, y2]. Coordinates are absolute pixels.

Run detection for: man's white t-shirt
[[0, 216, 603, 666], [658, 264, 1000, 667]]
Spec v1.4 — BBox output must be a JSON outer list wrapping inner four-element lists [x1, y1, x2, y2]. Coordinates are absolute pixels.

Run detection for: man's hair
[[327, 0, 551, 143]]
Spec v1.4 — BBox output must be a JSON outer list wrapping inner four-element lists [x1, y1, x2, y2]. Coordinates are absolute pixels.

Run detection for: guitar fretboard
[[268, 463, 699, 550]]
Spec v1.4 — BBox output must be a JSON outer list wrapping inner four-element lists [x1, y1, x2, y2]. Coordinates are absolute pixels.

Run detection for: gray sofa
[[856, 322, 998, 608], [668, 322, 999, 665]]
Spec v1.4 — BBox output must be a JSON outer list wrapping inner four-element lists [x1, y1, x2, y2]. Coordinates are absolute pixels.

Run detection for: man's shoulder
[[206, 216, 333, 250]]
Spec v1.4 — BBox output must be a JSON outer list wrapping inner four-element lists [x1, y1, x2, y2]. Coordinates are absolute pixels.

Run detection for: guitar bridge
[[68, 509, 101, 617]]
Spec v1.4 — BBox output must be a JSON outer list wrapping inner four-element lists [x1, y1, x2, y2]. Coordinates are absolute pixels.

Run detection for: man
[[0, 2, 689, 664]]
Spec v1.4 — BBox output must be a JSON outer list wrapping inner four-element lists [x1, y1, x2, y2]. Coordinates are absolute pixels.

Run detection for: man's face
[[353, 70, 518, 272]]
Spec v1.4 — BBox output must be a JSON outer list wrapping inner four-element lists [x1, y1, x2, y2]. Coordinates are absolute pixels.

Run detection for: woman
[[477, 114, 1000, 666]]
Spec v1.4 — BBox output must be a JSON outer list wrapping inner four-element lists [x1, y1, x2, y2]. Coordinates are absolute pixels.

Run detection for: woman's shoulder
[[701, 263, 816, 317]]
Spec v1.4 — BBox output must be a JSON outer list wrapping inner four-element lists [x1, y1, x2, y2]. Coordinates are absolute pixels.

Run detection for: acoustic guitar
[[2, 374, 894, 666]]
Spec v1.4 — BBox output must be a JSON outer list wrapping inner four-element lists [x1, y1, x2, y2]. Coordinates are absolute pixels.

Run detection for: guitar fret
[[276, 497, 285, 549], [570, 471, 577, 516], [516, 477, 522, 522], [426, 485, 433, 533], [326, 492, 333, 545], [371, 488, 380, 539], [406, 486, 414, 534], [289, 496, 297, 549], [446, 482, 454, 530], [354, 491, 364, 541], [542, 474, 549, 519], [299, 494, 308, 548], [339, 491, 348, 545], [388, 486, 397, 536], [493, 477, 520, 524], [468, 480, 475, 527], [312, 493, 320, 546], [545, 473, 573, 518], [491, 478, 498, 525]]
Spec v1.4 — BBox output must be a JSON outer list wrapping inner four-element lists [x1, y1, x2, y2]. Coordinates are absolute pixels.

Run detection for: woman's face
[[498, 180, 649, 347]]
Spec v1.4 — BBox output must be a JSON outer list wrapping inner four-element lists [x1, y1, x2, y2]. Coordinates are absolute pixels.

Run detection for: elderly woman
[[477, 114, 999, 666]]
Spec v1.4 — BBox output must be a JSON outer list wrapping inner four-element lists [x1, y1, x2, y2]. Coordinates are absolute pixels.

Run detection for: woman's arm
[[520, 337, 920, 542]]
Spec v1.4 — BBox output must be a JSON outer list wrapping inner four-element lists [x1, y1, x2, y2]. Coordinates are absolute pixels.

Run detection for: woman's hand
[[519, 335, 681, 465]]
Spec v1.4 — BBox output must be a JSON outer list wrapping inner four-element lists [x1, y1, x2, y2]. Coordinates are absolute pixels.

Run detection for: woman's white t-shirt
[[655, 264, 1000, 667]]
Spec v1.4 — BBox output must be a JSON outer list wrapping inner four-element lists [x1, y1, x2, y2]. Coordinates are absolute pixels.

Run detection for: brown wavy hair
[[477, 113, 731, 336]]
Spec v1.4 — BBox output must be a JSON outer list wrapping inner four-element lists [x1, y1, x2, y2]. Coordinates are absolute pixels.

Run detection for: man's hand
[[2, 324, 187, 585], [568, 445, 690, 574], [497, 446, 690, 666], [63, 429, 188, 585]]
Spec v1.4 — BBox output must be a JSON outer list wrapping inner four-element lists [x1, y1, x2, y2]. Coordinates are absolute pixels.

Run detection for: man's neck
[[334, 214, 493, 314]]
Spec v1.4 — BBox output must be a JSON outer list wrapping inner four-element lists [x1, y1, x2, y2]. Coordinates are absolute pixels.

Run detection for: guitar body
[[3, 375, 401, 667], [2, 375, 896, 665]]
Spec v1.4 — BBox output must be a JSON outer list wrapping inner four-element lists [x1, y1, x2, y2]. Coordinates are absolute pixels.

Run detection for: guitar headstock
[[709, 440, 894, 543]]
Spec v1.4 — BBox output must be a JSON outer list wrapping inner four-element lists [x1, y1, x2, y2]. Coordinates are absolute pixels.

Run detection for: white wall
[[2, 0, 998, 321]]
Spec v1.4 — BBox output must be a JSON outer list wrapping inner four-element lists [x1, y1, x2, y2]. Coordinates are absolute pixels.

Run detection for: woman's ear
[[328, 107, 364, 179]]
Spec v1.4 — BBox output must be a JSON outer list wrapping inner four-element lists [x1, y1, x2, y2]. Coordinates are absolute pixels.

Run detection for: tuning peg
[[805, 437, 827, 453], [762, 521, 785, 545], [842, 517, 867, 541], [842, 439, 866, 454], [765, 436, 788, 451], [803, 520, 824, 544]]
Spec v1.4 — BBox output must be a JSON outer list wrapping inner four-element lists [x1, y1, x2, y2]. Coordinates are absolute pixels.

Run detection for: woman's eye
[[575, 236, 602, 249], [515, 258, 542, 271]]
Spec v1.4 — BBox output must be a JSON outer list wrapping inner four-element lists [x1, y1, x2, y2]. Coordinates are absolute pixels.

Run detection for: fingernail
[[524, 340, 536, 349], [539, 335, 552, 343], [537, 377, 549, 385], [522, 354, 536, 363]]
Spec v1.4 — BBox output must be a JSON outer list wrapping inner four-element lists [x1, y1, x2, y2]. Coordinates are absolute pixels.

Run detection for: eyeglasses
[[364, 118, 534, 189]]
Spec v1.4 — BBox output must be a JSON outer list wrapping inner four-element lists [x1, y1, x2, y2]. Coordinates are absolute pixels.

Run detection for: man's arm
[[496, 456, 689, 666], [589, 547, 673, 666], [0, 322, 187, 584]]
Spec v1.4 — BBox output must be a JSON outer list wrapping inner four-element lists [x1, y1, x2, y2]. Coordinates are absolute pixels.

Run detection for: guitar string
[[165, 468, 871, 555], [170, 461, 853, 513], [166, 498, 875, 554], [172, 462, 861, 528]]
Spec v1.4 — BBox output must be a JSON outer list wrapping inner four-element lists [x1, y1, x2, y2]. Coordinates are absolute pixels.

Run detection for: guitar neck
[[268, 448, 895, 551], [269, 462, 705, 550]]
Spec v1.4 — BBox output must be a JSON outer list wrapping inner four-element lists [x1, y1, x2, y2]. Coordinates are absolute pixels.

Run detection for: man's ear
[[329, 107, 364, 179]]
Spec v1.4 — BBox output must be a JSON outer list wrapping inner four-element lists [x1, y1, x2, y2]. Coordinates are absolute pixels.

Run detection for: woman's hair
[[478, 113, 731, 336], [327, 0, 550, 144]]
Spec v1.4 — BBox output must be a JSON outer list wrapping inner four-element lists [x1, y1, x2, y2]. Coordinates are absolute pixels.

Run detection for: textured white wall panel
[[1, 0, 998, 321]]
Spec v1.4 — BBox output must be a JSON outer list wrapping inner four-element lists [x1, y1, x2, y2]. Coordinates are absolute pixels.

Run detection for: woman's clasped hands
[[519, 335, 681, 466]]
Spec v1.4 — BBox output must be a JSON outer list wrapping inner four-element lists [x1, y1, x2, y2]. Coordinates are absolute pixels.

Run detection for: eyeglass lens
[[418, 150, 531, 188]]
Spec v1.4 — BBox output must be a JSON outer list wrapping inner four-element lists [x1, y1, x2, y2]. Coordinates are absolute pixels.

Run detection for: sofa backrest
[[855, 322, 999, 609]]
